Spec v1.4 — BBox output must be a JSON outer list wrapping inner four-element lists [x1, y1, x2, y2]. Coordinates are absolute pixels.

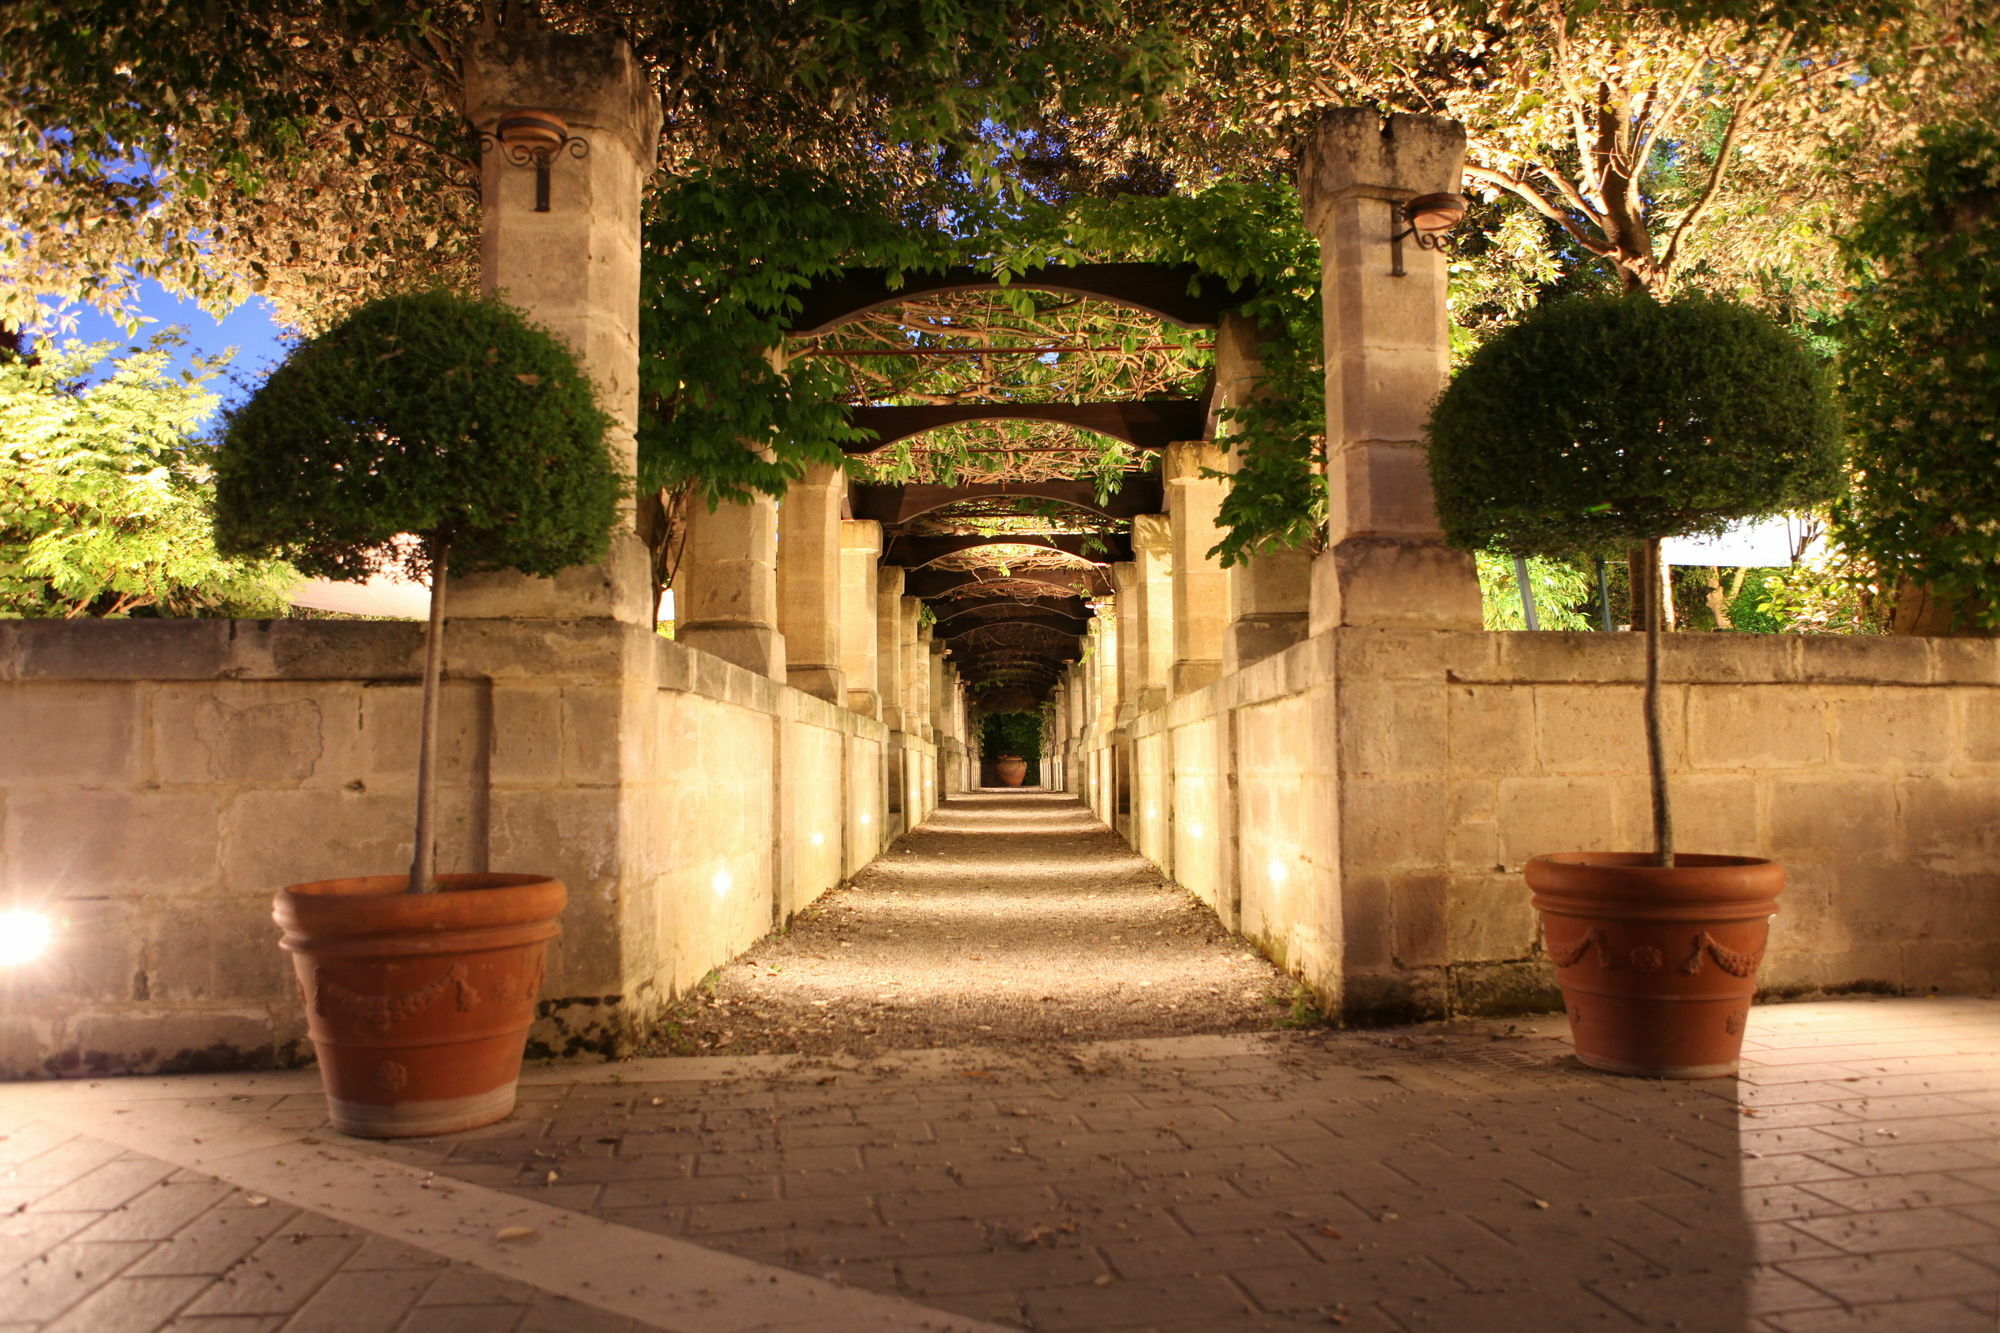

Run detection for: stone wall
[[1080, 628, 2000, 1023], [0, 619, 923, 1078]]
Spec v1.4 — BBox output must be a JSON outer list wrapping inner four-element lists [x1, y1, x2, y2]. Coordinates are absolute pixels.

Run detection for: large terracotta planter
[[274, 873, 565, 1137], [1526, 853, 1782, 1079], [994, 755, 1028, 787]]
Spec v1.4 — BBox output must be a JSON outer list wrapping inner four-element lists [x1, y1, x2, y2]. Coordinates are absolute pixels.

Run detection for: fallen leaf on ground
[[496, 1226, 539, 1242]]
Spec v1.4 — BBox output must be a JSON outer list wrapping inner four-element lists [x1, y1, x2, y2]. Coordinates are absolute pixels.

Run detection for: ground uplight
[[0, 909, 54, 966]]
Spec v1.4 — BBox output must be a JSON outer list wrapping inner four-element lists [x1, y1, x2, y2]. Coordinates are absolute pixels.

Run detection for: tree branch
[[1659, 30, 1796, 281], [1463, 163, 1618, 258]]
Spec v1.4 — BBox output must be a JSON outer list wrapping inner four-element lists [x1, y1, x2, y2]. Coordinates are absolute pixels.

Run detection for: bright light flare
[[710, 868, 732, 899], [0, 909, 54, 966]]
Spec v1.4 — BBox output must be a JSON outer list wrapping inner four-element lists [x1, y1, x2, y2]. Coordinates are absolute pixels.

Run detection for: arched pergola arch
[[785, 263, 1248, 337], [842, 401, 1204, 455], [851, 478, 1163, 526], [884, 533, 1132, 566]]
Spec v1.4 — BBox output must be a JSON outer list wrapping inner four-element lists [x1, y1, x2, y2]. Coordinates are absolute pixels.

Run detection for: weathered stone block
[[1963, 692, 2000, 764], [1443, 871, 1537, 963], [1496, 776, 1618, 866], [1900, 777, 2000, 871], [361, 680, 489, 788], [1534, 684, 1647, 776], [1495, 632, 1642, 684], [490, 685, 563, 784], [58, 1008, 280, 1076], [1829, 687, 1954, 767], [1687, 688, 1825, 768], [1446, 685, 1533, 773], [147, 891, 293, 1003], [1334, 626, 1496, 683], [1659, 633, 1799, 684], [1765, 776, 1897, 861], [11, 620, 236, 681], [6, 790, 222, 895], [1341, 778, 1448, 867], [1930, 638, 2000, 686], [0, 683, 142, 785], [219, 788, 418, 893], [1663, 774, 1761, 858], [1799, 635, 1929, 684], [159, 688, 362, 788]]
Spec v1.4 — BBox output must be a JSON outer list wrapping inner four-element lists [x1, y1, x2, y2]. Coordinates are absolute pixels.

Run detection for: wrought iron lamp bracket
[[477, 115, 590, 213]]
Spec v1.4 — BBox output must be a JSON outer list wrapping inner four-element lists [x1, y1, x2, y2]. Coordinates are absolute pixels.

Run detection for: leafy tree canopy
[[0, 334, 298, 618], [0, 0, 1174, 331], [1833, 121, 2000, 631], [1426, 292, 1843, 559], [214, 289, 620, 580]]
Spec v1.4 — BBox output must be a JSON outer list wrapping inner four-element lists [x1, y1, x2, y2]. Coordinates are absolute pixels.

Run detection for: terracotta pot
[[1526, 853, 1782, 1079], [274, 873, 565, 1137], [994, 755, 1028, 787]]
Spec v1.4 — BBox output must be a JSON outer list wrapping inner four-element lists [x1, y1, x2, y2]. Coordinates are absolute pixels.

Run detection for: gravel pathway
[[653, 790, 1299, 1057]]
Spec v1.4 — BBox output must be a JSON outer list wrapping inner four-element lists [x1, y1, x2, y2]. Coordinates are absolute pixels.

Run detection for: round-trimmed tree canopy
[[1425, 293, 1843, 559], [214, 290, 621, 582]]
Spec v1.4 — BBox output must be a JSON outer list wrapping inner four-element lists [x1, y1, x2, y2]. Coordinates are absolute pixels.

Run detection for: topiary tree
[[215, 290, 621, 893], [1835, 121, 2000, 635], [1427, 292, 1842, 864]]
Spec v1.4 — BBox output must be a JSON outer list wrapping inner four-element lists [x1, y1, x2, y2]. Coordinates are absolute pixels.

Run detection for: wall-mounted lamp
[[479, 110, 589, 213], [1390, 192, 1469, 276]]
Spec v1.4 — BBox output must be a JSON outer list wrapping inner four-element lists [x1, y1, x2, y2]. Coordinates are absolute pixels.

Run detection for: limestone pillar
[[774, 462, 845, 702], [910, 620, 936, 742], [458, 31, 660, 622], [839, 521, 883, 717], [1110, 563, 1141, 724], [1298, 108, 1481, 631], [1091, 610, 1119, 744], [1210, 315, 1312, 671], [1165, 441, 1229, 696], [1131, 514, 1173, 714], [876, 568, 907, 732], [675, 494, 786, 678], [898, 598, 925, 738]]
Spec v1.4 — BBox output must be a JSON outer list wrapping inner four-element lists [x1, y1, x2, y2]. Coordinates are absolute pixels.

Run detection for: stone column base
[[678, 623, 786, 679]]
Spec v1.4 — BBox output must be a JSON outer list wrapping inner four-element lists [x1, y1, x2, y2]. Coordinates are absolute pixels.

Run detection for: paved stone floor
[[4, 997, 1998, 1332], [3, 795, 1997, 1330]]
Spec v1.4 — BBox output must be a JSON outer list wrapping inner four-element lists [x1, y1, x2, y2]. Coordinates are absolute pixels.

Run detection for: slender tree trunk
[[1643, 538, 1674, 867], [408, 541, 449, 894]]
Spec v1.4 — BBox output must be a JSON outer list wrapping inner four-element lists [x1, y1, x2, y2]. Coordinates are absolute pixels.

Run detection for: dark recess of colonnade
[[787, 262, 1252, 722]]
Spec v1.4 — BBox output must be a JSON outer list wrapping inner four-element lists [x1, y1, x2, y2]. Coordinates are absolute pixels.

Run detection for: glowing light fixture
[[0, 909, 54, 966], [811, 832, 826, 847], [710, 868, 732, 899]]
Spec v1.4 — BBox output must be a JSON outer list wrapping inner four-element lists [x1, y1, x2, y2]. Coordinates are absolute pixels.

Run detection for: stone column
[[1131, 514, 1173, 714], [875, 568, 907, 731], [1298, 108, 1481, 631], [775, 462, 845, 702], [1110, 564, 1141, 724], [1165, 441, 1229, 696], [839, 521, 883, 716], [675, 494, 786, 678], [910, 620, 936, 742], [1091, 609, 1120, 745], [899, 598, 925, 737], [459, 31, 660, 623]]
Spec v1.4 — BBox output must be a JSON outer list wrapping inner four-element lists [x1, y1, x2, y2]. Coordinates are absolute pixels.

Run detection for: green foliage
[[215, 290, 621, 580], [993, 178, 1325, 565], [0, 335, 297, 617], [637, 167, 970, 502], [1427, 293, 1844, 559], [1752, 556, 1891, 635], [637, 166, 1322, 559], [979, 711, 1043, 758], [1834, 121, 2000, 630], [1474, 552, 1596, 631]]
